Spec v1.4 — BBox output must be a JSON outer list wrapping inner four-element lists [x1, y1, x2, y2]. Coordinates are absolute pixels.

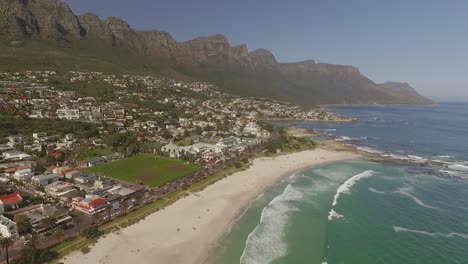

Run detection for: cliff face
[[0, 0, 432, 106]]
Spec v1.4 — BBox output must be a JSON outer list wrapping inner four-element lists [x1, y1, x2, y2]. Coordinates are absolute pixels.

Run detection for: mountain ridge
[[0, 0, 433, 106]]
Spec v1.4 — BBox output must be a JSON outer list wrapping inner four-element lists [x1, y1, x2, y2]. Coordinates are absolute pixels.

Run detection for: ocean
[[208, 102, 468, 264]]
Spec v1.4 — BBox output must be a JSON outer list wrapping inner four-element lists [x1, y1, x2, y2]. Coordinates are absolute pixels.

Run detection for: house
[[94, 178, 114, 190], [13, 204, 73, 234], [74, 173, 96, 184], [0, 193, 23, 214], [3, 151, 32, 162], [0, 144, 15, 154], [162, 142, 182, 159], [44, 181, 80, 200], [63, 170, 81, 180], [91, 138, 105, 146], [218, 136, 240, 147], [71, 194, 108, 215], [87, 157, 107, 167], [7, 135, 26, 146], [107, 186, 135, 199], [12, 168, 34, 181], [32, 133, 47, 141], [0, 216, 19, 240], [52, 166, 71, 175], [57, 109, 80, 120], [49, 148, 66, 159], [65, 134, 75, 141], [32, 174, 60, 187]]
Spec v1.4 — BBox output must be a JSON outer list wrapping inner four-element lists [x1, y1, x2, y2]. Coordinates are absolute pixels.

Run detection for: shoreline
[[62, 148, 359, 264]]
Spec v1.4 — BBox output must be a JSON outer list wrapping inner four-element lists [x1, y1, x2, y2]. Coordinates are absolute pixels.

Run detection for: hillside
[[0, 0, 432, 106]]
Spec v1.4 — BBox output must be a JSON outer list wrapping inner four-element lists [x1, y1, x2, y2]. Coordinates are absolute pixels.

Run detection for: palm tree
[[73, 216, 83, 235], [105, 204, 113, 222], [122, 199, 129, 215], [91, 213, 101, 226], [13, 215, 31, 235], [0, 236, 14, 264], [29, 232, 40, 249], [135, 193, 144, 206], [54, 228, 65, 244]]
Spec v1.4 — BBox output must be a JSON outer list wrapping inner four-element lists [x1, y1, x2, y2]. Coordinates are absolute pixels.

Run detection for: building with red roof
[[71, 194, 108, 215], [0, 193, 23, 214], [0, 193, 23, 206]]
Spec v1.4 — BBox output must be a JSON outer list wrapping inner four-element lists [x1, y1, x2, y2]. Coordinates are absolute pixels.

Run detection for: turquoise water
[[208, 103, 468, 264], [209, 160, 468, 264]]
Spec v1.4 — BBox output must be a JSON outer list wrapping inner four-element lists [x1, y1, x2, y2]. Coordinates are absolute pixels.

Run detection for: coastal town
[[0, 70, 335, 263]]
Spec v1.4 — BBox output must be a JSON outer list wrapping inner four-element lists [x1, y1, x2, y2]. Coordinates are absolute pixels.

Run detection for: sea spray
[[327, 209, 343, 221]]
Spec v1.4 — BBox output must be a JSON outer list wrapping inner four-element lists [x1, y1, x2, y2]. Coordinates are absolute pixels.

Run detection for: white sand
[[63, 149, 358, 264]]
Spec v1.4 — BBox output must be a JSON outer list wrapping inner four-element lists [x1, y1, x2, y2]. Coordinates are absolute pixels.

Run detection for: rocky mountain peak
[[137, 30, 177, 56], [249, 49, 277, 69]]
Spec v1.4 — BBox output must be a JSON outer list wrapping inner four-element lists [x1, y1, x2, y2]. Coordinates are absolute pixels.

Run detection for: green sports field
[[87, 154, 199, 187]]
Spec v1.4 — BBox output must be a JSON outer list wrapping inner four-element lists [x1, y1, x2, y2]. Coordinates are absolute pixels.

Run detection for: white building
[[32, 174, 60, 186], [13, 168, 34, 181], [0, 215, 19, 240], [57, 109, 80, 120]]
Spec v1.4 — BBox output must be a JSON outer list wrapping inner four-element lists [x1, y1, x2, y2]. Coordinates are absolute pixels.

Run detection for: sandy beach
[[63, 148, 359, 264]]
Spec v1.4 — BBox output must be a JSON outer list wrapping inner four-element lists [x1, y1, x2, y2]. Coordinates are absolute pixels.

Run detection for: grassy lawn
[[78, 146, 114, 161], [87, 154, 199, 187]]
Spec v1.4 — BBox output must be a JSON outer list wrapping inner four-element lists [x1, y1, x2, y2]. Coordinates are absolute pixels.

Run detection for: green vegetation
[[87, 154, 199, 187], [78, 146, 114, 161], [47, 160, 252, 263], [0, 115, 100, 138], [267, 127, 317, 154]]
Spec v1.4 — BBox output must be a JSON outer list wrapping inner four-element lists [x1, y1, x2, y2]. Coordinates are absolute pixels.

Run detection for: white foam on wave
[[240, 184, 303, 264], [369, 187, 386, 194], [448, 164, 468, 172], [408, 155, 427, 162], [393, 226, 468, 239], [396, 186, 440, 210], [357, 147, 383, 154], [328, 209, 343, 221], [438, 155, 455, 159], [335, 136, 352, 142], [332, 170, 375, 207]]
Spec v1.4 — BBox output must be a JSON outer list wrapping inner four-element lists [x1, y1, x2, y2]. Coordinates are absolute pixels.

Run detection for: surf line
[[328, 170, 375, 220]]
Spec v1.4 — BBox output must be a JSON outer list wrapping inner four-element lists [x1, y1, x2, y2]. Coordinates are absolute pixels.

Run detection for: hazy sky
[[65, 0, 468, 101]]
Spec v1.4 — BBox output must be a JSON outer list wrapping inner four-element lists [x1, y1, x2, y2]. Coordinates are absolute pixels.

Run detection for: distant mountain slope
[[0, 0, 432, 106], [380, 82, 431, 101]]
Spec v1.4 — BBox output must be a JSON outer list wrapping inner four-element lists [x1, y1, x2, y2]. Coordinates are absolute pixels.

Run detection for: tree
[[105, 204, 113, 222], [122, 199, 129, 215], [14, 215, 31, 235], [135, 193, 144, 206], [91, 213, 101, 226], [73, 216, 83, 235], [28, 232, 40, 249], [82, 226, 100, 239], [54, 228, 65, 244], [0, 236, 14, 264]]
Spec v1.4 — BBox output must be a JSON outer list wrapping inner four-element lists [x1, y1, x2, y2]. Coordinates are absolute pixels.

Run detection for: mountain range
[[0, 0, 433, 106]]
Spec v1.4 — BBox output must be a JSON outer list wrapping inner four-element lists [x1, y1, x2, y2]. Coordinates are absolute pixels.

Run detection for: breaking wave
[[369, 187, 386, 194], [328, 209, 343, 221], [393, 226, 468, 239], [395, 186, 440, 210], [240, 183, 303, 264], [332, 170, 375, 207]]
